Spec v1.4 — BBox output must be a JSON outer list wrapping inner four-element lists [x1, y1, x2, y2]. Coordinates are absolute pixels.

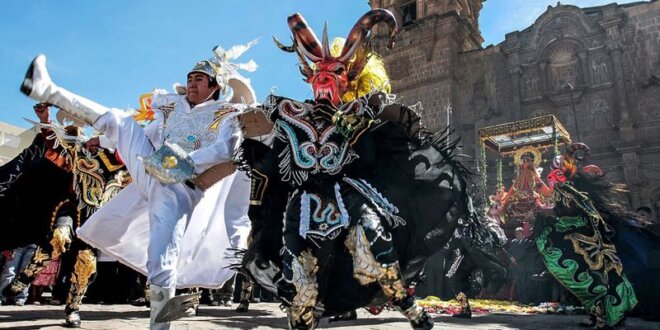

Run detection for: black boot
[[393, 295, 434, 330], [452, 305, 472, 319], [235, 300, 249, 313], [578, 315, 596, 327], [452, 292, 472, 319], [2, 281, 25, 300], [286, 306, 316, 330], [329, 310, 357, 322], [65, 309, 81, 328], [410, 311, 434, 330], [130, 297, 149, 307]]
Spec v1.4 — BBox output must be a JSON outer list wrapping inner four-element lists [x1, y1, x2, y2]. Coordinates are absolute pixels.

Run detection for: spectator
[[0, 244, 37, 305], [636, 206, 654, 223], [508, 227, 535, 304]]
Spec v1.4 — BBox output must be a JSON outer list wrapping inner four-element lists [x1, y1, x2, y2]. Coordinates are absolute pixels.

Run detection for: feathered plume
[[214, 39, 258, 61], [212, 38, 259, 73]]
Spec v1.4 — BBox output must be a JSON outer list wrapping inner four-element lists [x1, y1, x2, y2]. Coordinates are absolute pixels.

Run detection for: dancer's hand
[[50, 226, 72, 259], [332, 111, 370, 137], [34, 102, 51, 123]]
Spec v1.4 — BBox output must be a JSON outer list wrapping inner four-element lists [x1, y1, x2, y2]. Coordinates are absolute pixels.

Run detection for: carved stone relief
[[638, 98, 660, 121], [587, 97, 612, 129], [591, 55, 611, 85], [550, 63, 578, 91], [522, 66, 541, 98], [641, 167, 660, 182], [622, 152, 641, 185], [546, 41, 582, 91]]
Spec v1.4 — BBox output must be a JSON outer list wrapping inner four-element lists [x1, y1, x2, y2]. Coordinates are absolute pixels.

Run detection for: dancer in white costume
[[20, 44, 257, 329]]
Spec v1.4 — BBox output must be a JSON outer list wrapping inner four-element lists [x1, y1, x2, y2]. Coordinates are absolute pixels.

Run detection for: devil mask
[[275, 9, 398, 106]]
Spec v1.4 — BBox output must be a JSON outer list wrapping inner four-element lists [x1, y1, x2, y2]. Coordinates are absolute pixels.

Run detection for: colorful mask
[[275, 9, 398, 106], [547, 143, 591, 188]]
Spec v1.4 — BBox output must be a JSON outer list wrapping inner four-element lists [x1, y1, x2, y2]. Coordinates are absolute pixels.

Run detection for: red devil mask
[[275, 9, 398, 106], [547, 143, 592, 188]]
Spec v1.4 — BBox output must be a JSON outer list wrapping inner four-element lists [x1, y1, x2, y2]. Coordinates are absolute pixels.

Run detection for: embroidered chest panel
[[298, 185, 350, 240], [274, 99, 370, 186], [163, 104, 235, 153]]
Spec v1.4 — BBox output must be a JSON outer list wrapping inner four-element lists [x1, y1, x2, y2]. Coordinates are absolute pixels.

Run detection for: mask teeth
[[314, 88, 333, 101]]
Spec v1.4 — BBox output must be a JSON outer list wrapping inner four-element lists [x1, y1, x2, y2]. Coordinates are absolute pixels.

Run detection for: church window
[[401, 1, 417, 26]]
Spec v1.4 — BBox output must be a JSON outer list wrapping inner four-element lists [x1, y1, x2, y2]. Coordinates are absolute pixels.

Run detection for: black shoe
[[235, 301, 249, 313], [452, 308, 472, 319], [130, 297, 148, 307], [411, 311, 434, 330], [578, 315, 596, 327], [594, 317, 625, 330], [1, 283, 21, 300], [329, 310, 357, 322], [65, 310, 81, 328]]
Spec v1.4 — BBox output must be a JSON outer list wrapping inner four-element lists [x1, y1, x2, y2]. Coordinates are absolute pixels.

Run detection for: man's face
[[515, 231, 524, 239], [187, 73, 216, 106], [637, 210, 652, 220]]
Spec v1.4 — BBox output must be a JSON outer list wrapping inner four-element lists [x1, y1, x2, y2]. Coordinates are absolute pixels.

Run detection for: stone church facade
[[370, 0, 660, 220]]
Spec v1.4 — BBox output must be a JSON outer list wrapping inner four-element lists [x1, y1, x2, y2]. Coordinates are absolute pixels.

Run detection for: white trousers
[[93, 110, 202, 288]]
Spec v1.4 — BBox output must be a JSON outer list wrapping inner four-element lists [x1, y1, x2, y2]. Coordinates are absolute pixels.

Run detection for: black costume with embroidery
[[0, 133, 72, 250], [241, 93, 476, 326], [533, 144, 640, 328], [238, 9, 491, 329], [0, 125, 129, 326], [445, 217, 508, 297]]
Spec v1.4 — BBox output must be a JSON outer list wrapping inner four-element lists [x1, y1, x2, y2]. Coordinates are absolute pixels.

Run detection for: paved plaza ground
[[0, 303, 658, 329]]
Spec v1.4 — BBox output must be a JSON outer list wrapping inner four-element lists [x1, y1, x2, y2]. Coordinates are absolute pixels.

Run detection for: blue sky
[[0, 0, 641, 128]]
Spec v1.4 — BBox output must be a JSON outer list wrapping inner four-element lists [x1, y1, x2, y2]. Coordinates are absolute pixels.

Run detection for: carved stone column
[[600, 13, 634, 141], [609, 48, 632, 126], [503, 35, 522, 120], [617, 147, 643, 208], [473, 113, 488, 173], [577, 50, 589, 87], [510, 68, 522, 120]]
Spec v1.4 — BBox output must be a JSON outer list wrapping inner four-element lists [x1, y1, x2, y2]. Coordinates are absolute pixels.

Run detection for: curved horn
[[288, 13, 324, 62], [273, 36, 295, 53], [322, 22, 331, 60], [582, 165, 603, 177], [565, 143, 590, 161], [274, 36, 314, 78], [338, 9, 398, 63]]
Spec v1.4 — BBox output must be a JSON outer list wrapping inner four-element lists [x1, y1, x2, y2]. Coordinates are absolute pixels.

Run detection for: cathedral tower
[[370, 0, 485, 130]]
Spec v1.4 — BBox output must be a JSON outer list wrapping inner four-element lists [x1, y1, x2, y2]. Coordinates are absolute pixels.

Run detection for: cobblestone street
[[0, 303, 658, 329]]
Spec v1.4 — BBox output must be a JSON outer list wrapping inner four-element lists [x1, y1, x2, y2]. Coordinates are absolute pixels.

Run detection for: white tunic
[[77, 91, 251, 288]]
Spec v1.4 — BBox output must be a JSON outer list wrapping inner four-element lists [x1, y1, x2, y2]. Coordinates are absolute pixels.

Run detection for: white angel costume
[[20, 41, 258, 329], [77, 90, 251, 289]]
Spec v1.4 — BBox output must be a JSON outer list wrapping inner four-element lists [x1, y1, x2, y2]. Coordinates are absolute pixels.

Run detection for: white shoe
[[149, 284, 174, 330], [21, 54, 53, 100], [21, 54, 108, 125]]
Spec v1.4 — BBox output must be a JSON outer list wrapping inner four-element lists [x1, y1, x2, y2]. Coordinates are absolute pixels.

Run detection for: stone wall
[[371, 0, 660, 220]]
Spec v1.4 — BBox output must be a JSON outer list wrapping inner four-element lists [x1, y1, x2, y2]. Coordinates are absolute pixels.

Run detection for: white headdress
[[180, 39, 259, 105]]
